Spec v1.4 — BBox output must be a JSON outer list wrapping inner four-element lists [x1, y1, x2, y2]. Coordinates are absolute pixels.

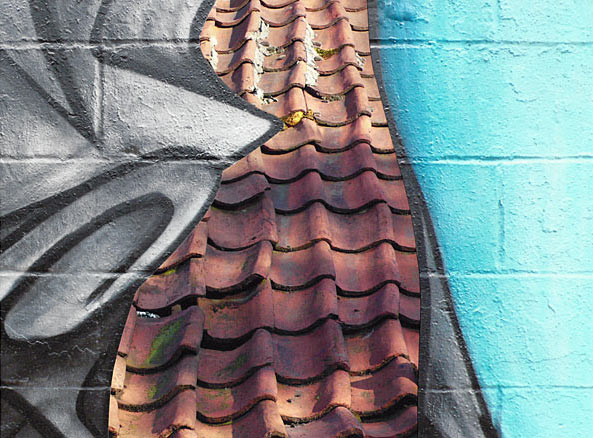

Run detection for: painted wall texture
[[377, 0, 593, 437], [1, 0, 592, 436]]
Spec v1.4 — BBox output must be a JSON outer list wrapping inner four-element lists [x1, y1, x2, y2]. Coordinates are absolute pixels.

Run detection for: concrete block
[[412, 162, 502, 272], [102, 63, 275, 159], [499, 161, 593, 273], [379, 44, 593, 160], [498, 386, 593, 438], [378, 0, 497, 41], [498, 0, 593, 43], [449, 275, 593, 389], [0, 49, 100, 158]]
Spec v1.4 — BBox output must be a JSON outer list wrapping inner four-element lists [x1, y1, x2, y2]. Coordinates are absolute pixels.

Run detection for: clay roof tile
[[110, 0, 420, 433]]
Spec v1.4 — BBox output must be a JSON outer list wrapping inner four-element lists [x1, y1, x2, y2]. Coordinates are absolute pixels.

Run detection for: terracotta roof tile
[[277, 370, 351, 421], [345, 319, 410, 373], [286, 406, 363, 437], [262, 86, 308, 118], [262, 117, 373, 153], [197, 329, 274, 386], [204, 241, 272, 293], [215, 40, 257, 75], [134, 259, 205, 311], [200, 282, 275, 339], [337, 283, 399, 327], [306, 2, 349, 29], [170, 429, 198, 438], [264, 171, 410, 214], [271, 279, 337, 332], [316, 45, 362, 75], [363, 406, 418, 438], [243, 140, 402, 183], [263, 42, 307, 72], [266, 18, 308, 48], [350, 358, 417, 416], [195, 400, 287, 437], [314, 19, 356, 50], [263, 0, 299, 7], [196, 366, 277, 423], [343, 8, 369, 31], [272, 319, 349, 381], [125, 307, 204, 370], [351, 30, 371, 55], [117, 355, 197, 408], [305, 87, 371, 126], [273, 201, 413, 252], [213, 4, 260, 28], [207, 198, 278, 250], [312, 66, 364, 96], [156, 222, 208, 272], [257, 62, 308, 95], [262, 2, 307, 27], [117, 390, 197, 437], [110, 0, 420, 434]]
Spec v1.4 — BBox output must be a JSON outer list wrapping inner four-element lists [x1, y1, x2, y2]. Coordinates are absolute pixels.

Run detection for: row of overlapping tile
[[109, 0, 420, 436]]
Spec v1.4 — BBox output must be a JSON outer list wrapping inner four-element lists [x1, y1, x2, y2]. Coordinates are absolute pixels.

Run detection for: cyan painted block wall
[[377, 0, 593, 436]]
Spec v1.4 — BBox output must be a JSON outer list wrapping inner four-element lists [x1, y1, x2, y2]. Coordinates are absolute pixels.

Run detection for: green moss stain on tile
[[146, 370, 173, 400], [145, 319, 184, 366], [160, 267, 178, 276], [217, 352, 247, 377]]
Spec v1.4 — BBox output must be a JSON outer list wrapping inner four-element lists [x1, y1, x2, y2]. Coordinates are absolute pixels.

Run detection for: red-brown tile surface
[[110, 0, 420, 435], [135, 259, 205, 311], [195, 400, 287, 437], [125, 307, 204, 370]]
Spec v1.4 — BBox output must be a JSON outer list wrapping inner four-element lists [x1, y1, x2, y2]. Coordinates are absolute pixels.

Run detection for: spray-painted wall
[[377, 0, 593, 436], [1, 0, 592, 436]]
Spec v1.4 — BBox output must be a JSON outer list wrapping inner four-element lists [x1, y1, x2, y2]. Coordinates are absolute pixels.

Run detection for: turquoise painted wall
[[377, 1, 593, 436]]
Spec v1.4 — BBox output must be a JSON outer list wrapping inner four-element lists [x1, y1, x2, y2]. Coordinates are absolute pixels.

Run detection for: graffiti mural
[[3, 0, 590, 437]]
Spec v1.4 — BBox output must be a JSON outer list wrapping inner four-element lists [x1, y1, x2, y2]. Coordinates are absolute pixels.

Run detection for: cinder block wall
[[377, 1, 593, 436]]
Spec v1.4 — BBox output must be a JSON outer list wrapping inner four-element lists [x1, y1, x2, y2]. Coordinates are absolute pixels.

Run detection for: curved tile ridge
[[134, 258, 206, 311], [213, 0, 308, 28], [196, 366, 278, 423], [345, 318, 413, 374], [303, 0, 367, 11], [206, 197, 278, 250], [125, 306, 204, 372], [278, 370, 351, 422], [273, 202, 415, 252], [269, 240, 418, 293], [204, 241, 272, 294], [214, 170, 410, 214], [221, 143, 401, 184], [198, 278, 418, 347], [201, 318, 350, 384], [285, 406, 364, 436], [363, 406, 419, 438], [195, 400, 287, 437], [117, 391, 197, 438], [155, 221, 209, 273], [260, 119, 396, 154], [350, 358, 418, 418], [116, 355, 198, 411]]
